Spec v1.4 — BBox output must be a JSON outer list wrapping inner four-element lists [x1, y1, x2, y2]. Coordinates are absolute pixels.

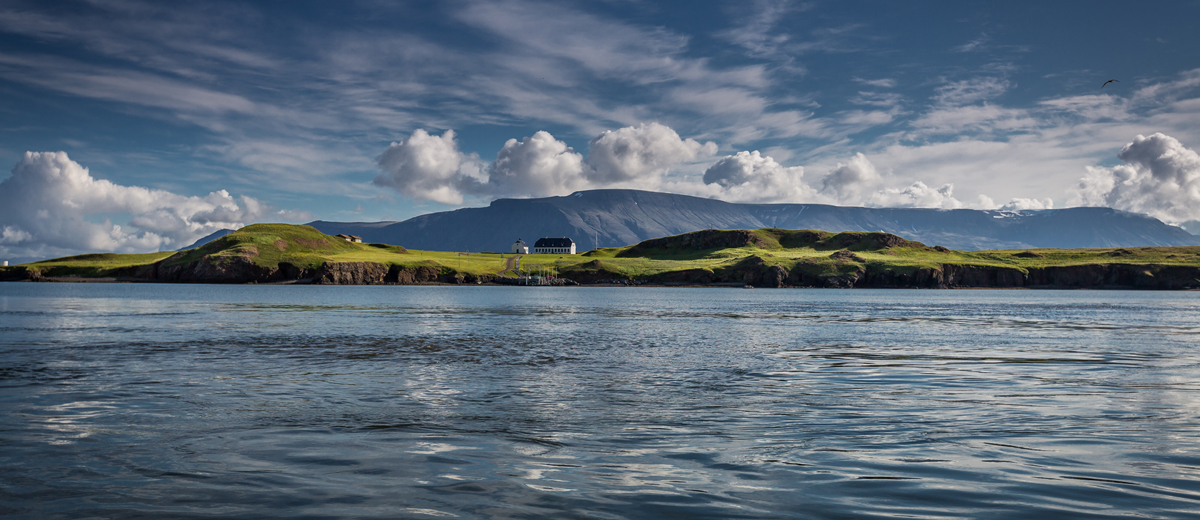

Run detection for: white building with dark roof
[[511, 238, 529, 254], [534, 237, 575, 255]]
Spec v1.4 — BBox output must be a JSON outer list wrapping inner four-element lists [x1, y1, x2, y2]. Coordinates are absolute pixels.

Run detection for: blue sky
[[2, 0, 1200, 261]]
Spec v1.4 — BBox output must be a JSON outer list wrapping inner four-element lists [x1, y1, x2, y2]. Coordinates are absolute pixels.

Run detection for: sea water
[[1, 283, 1199, 519]]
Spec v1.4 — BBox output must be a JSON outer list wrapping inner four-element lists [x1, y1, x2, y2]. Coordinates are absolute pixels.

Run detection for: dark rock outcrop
[[829, 250, 865, 262], [620, 229, 764, 256], [664, 256, 1200, 290], [0, 266, 36, 281], [390, 265, 442, 284], [313, 262, 390, 285], [152, 255, 287, 284]]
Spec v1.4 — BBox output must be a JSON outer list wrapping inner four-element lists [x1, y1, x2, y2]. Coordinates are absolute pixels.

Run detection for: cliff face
[[708, 260, 1200, 290], [312, 263, 445, 285], [119, 257, 479, 285], [6, 258, 1197, 289], [151, 256, 297, 283]]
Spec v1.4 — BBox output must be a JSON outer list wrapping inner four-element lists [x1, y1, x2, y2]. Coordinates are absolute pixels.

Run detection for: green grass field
[[4, 224, 1200, 281]]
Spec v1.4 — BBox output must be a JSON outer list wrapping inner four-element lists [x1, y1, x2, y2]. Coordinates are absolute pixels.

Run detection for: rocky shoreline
[[3, 255, 1197, 290]]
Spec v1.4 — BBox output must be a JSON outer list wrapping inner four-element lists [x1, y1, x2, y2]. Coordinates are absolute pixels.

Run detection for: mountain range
[[299, 190, 1200, 252]]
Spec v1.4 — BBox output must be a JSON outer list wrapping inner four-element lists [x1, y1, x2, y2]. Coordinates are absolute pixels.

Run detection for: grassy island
[[3, 224, 1199, 289]]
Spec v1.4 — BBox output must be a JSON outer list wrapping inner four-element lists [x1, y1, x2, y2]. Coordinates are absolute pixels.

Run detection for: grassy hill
[[3, 224, 1199, 288], [565, 228, 1200, 280]]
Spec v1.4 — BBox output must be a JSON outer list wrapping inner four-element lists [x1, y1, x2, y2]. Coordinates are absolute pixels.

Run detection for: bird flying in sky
[[1102, 79, 1119, 88]]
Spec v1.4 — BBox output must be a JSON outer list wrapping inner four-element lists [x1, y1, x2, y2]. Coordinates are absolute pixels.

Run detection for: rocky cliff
[[6, 256, 1196, 289], [680, 258, 1200, 290]]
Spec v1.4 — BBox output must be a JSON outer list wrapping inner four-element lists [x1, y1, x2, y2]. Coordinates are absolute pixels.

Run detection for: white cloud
[[375, 123, 718, 202], [820, 152, 882, 202], [484, 131, 587, 198], [954, 33, 990, 53], [933, 77, 1010, 106], [701, 150, 816, 203], [584, 122, 717, 187], [0, 151, 308, 261], [853, 78, 896, 88], [1, 226, 32, 244], [815, 152, 966, 209], [849, 91, 904, 107], [1001, 198, 1054, 210], [1069, 133, 1200, 223], [374, 129, 485, 205], [911, 104, 1038, 135], [719, 0, 796, 58], [868, 181, 964, 209]]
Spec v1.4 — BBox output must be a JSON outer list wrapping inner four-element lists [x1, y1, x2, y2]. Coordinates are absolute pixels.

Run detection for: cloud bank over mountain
[[0, 152, 310, 261], [7, 128, 1199, 262], [374, 123, 718, 204], [372, 124, 1200, 224]]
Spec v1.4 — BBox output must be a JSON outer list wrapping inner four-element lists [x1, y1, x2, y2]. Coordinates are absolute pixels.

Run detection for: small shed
[[336, 234, 362, 243]]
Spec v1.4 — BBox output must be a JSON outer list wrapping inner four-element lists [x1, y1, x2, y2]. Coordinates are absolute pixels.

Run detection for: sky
[[2, 0, 1200, 262]]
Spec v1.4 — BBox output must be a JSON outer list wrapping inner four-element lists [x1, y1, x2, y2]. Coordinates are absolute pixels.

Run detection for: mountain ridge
[[307, 189, 1200, 252]]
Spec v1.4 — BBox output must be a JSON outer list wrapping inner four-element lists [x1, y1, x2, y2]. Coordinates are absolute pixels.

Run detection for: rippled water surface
[[2, 284, 1200, 519]]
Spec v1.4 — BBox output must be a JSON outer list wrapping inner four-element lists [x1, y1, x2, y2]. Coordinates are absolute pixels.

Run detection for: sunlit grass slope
[[13, 252, 178, 277], [164, 223, 371, 270]]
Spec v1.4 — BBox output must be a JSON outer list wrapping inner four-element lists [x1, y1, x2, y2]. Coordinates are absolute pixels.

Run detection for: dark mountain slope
[[178, 229, 234, 250], [308, 189, 1199, 251]]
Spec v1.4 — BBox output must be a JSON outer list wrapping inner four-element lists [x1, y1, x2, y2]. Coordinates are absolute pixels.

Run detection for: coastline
[[5, 273, 1197, 290], [5, 225, 1199, 291]]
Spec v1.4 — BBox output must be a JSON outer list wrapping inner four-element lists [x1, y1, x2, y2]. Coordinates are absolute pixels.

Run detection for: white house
[[534, 237, 575, 255], [511, 238, 529, 254]]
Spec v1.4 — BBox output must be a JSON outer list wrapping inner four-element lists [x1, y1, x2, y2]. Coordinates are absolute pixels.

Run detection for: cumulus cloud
[[868, 181, 964, 209], [375, 128, 587, 202], [0, 151, 308, 261], [374, 129, 485, 205], [484, 131, 587, 198], [374, 123, 719, 203], [701, 150, 816, 202], [584, 122, 717, 187], [815, 152, 967, 209], [1069, 133, 1200, 223], [820, 153, 882, 202]]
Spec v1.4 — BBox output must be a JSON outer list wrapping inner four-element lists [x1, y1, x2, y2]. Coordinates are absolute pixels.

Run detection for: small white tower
[[511, 238, 528, 254]]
